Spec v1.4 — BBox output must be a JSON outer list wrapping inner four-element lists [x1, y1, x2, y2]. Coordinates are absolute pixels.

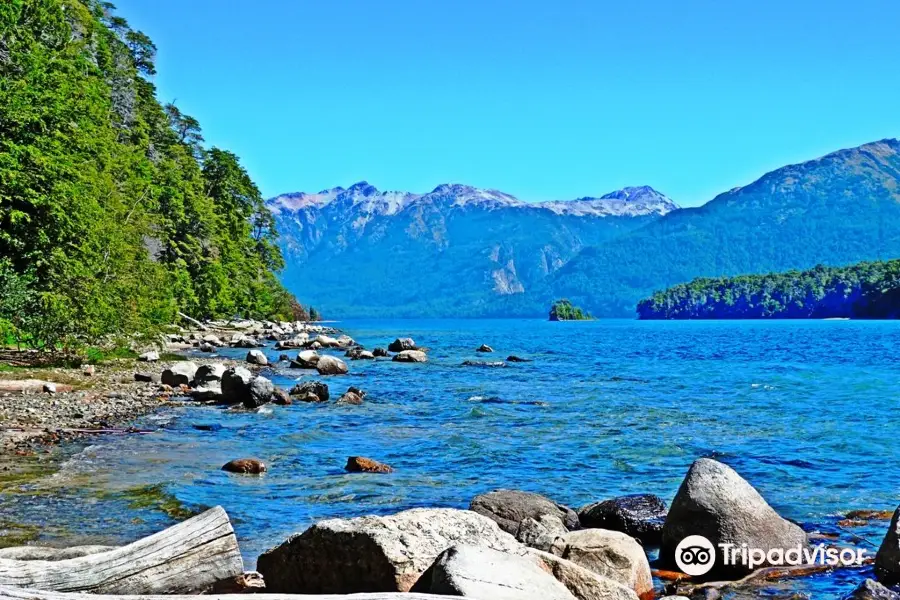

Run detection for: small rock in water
[[272, 388, 292, 405], [290, 381, 329, 402], [388, 337, 417, 352], [291, 350, 320, 369], [246, 349, 268, 366], [337, 387, 366, 405], [138, 351, 160, 362], [199, 342, 216, 353], [393, 350, 427, 363], [278, 353, 290, 362], [506, 355, 531, 362], [345, 456, 393, 473], [316, 354, 348, 375], [372, 347, 389, 357], [193, 423, 222, 432], [476, 344, 494, 353], [875, 506, 900, 585], [462, 360, 505, 367], [222, 458, 267, 474]]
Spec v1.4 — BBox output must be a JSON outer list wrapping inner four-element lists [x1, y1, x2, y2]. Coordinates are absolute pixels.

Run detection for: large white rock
[[315, 354, 348, 375], [392, 350, 427, 363], [256, 508, 521, 593], [660, 458, 808, 578], [411, 544, 575, 599], [161, 361, 198, 387]]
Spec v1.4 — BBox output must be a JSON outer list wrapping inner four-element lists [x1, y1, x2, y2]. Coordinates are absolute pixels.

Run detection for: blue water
[[3, 319, 900, 598]]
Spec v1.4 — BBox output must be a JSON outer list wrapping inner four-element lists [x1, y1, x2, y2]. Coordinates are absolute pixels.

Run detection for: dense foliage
[[550, 140, 900, 316], [637, 260, 900, 319], [0, 0, 301, 347], [548, 299, 592, 321]]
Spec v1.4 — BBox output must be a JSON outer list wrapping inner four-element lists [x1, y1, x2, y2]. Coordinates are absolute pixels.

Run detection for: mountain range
[[270, 139, 900, 318]]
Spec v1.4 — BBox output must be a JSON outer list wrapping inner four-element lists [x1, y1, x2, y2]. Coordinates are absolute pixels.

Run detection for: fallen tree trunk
[[0, 506, 242, 594], [177, 312, 209, 331], [0, 547, 116, 561], [0, 380, 73, 394], [0, 588, 465, 600]]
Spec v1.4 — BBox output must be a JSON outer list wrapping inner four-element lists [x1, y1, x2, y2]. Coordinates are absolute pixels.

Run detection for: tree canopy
[[0, 0, 302, 347]]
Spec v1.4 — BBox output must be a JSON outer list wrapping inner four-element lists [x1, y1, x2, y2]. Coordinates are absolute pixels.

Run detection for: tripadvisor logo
[[675, 535, 868, 576]]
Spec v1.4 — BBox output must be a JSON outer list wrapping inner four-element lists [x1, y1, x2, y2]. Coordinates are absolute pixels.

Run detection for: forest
[[637, 260, 900, 319], [0, 0, 305, 348]]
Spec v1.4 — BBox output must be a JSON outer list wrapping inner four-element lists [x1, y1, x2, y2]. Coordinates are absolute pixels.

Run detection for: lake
[[2, 318, 899, 598]]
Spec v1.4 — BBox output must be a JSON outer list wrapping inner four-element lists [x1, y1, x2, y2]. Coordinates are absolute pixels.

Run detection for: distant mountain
[[549, 139, 900, 316], [270, 183, 677, 317]]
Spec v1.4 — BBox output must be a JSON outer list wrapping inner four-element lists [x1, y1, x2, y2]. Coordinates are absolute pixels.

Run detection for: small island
[[548, 299, 593, 321], [637, 259, 900, 319]]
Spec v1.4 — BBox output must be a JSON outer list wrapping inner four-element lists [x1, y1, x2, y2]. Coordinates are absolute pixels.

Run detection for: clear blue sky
[[116, 0, 899, 206]]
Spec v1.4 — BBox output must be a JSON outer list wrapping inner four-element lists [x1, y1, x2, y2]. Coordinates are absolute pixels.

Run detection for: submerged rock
[[388, 337, 417, 352], [470, 489, 579, 535], [337, 387, 366, 405], [660, 458, 808, 578], [373, 347, 389, 357], [345, 456, 393, 473], [578, 494, 668, 546], [256, 507, 521, 593], [506, 355, 531, 362], [222, 458, 266, 474], [462, 360, 506, 367], [161, 361, 198, 387], [393, 350, 427, 363], [272, 388, 292, 405], [476, 344, 494, 353]]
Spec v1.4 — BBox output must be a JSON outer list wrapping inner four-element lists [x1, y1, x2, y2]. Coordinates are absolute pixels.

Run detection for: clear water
[[3, 319, 899, 598]]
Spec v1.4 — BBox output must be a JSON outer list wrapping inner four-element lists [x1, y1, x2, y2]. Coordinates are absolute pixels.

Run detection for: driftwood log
[[0, 507, 242, 594], [0, 381, 73, 394], [0, 547, 115, 561], [0, 589, 465, 600]]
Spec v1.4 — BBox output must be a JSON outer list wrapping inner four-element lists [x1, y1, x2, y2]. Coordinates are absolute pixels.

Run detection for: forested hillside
[[549, 140, 900, 316], [637, 260, 900, 319], [0, 0, 299, 346]]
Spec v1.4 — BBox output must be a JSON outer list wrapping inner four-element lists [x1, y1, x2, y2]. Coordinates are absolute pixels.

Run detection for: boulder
[[222, 458, 266, 474], [506, 355, 531, 362], [348, 349, 375, 360], [199, 342, 216, 353], [256, 507, 522, 593], [470, 489, 579, 535], [290, 350, 320, 369], [476, 344, 494, 353], [161, 361, 199, 387], [546, 529, 652, 600], [528, 549, 639, 600], [190, 385, 223, 402], [337, 387, 366, 405], [516, 515, 569, 552], [290, 381, 329, 402], [314, 334, 340, 348], [138, 351, 159, 362], [202, 334, 223, 346], [220, 367, 273, 407], [660, 458, 808, 577], [272, 388, 292, 405], [388, 337, 417, 352], [578, 494, 667, 545], [373, 347, 389, 357], [845, 579, 900, 600], [411, 544, 575, 599], [875, 506, 900, 585], [246, 349, 268, 366], [316, 354, 348, 375], [393, 350, 428, 363], [345, 456, 393, 473], [246, 376, 275, 408], [194, 363, 226, 386]]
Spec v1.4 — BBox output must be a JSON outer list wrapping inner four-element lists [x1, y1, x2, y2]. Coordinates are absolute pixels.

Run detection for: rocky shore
[[1, 320, 898, 599]]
